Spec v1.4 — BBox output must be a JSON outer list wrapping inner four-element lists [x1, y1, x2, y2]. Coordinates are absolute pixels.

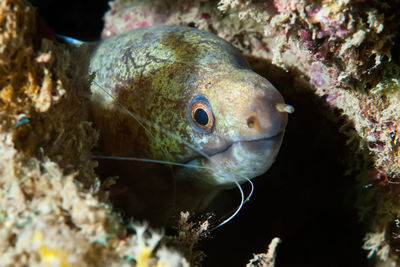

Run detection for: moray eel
[[68, 25, 292, 225]]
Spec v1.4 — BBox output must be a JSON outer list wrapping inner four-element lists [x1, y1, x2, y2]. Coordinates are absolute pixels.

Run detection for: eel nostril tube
[[276, 103, 295, 114]]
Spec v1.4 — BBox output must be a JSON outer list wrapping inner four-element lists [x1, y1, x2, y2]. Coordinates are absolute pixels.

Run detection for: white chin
[[180, 133, 284, 187]]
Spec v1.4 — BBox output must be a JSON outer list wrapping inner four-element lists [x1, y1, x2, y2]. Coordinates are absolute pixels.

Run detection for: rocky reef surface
[[1, 0, 400, 266]]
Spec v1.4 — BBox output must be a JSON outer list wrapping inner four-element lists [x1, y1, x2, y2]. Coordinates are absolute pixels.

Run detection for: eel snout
[[241, 88, 291, 143]]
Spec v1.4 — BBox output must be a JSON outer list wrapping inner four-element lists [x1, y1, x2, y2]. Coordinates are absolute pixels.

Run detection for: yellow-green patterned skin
[[88, 25, 288, 222]]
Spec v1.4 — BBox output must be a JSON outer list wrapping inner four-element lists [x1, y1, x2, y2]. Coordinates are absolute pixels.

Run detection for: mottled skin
[[87, 25, 288, 225]]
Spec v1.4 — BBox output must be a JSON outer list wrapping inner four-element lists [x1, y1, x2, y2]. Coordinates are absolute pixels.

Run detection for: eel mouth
[[183, 131, 285, 165], [209, 131, 284, 159], [176, 131, 285, 186]]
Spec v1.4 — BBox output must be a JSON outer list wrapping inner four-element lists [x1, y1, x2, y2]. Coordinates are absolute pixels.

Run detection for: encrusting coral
[[2, 0, 400, 266], [246, 237, 281, 267]]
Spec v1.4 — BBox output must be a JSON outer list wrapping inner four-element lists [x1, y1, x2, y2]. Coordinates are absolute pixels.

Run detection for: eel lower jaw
[[208, 131, 285, 159], [177, 131, 284, 186]]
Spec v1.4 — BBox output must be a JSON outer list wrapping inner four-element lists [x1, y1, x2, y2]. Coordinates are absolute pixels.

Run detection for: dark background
[[29, 1, 370, 266], [29, 0, 109, 41]]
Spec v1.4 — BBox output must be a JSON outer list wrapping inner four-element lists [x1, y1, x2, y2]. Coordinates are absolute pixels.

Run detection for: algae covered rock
[[3, 0, 400, 266]]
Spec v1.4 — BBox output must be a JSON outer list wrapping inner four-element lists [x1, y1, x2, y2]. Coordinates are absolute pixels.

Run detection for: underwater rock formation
[[1, 0, 400, 266], [102, 0, 400, 265]]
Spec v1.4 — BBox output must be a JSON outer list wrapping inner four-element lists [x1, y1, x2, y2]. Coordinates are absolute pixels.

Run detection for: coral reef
[[2, 0, 400, 265], [246, 238, 281, 267], [101, 0, 400, 264]]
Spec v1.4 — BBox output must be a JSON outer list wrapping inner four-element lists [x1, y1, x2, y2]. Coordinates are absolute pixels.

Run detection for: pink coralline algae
[[102, 4, 170, 39], [306, 5, 352, 39], [310, 63, 327, 88]]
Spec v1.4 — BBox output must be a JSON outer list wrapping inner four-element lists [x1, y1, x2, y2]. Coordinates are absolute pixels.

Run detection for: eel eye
[[189, 95, 214, 133]]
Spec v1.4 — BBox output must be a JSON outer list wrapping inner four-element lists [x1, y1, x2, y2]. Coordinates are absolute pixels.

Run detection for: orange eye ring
[[188, 95, 214, 133]]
